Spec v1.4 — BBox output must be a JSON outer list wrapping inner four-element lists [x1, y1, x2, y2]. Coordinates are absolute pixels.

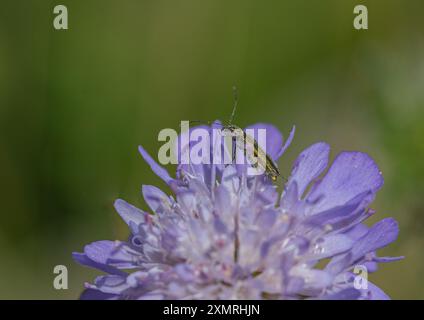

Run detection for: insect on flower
[[73, 108, 403, 300], [191, 87, 282, 181]]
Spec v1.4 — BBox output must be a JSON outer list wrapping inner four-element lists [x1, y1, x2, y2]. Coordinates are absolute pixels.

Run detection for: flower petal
[[92, 275, 131, 295], [309, 234, 354, 260], [365, 281, 390, 300], [374, 256, 404, 263], [80, 288, 118, 300], [277, 125, 296, 159], [142, 185, 173, 216], [307, 152, 384, 214], [84, 240, 140, 269], [344, 223, 369, 240], [290, 265, 334, 294], [287, 142, 330, 198], [350, 218, 399, 262], [72, 252, 126, 276], [114, 199, 146, 227], [138, 145, 174, 185], [321, 288, 361, 300]]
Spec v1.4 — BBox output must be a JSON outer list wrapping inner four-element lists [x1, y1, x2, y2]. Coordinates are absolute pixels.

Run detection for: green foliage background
[[0, 0, 423, 299]]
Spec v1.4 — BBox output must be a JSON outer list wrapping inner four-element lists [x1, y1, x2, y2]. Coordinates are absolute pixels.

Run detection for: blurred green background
[[0, 0, 423, 299]]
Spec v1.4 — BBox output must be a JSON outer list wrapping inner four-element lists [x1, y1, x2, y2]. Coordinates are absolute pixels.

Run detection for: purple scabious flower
[[73, 122, 402, 300]]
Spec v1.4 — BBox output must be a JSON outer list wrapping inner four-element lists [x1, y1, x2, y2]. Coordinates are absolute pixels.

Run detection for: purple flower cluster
[[74, 122, 402, 299]]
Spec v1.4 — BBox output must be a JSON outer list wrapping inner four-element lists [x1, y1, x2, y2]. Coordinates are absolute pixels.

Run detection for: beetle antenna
[[229, 85, 238, 125]]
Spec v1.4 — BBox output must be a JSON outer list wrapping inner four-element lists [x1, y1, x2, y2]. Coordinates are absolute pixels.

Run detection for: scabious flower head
[[74, 121, 402, 300]]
